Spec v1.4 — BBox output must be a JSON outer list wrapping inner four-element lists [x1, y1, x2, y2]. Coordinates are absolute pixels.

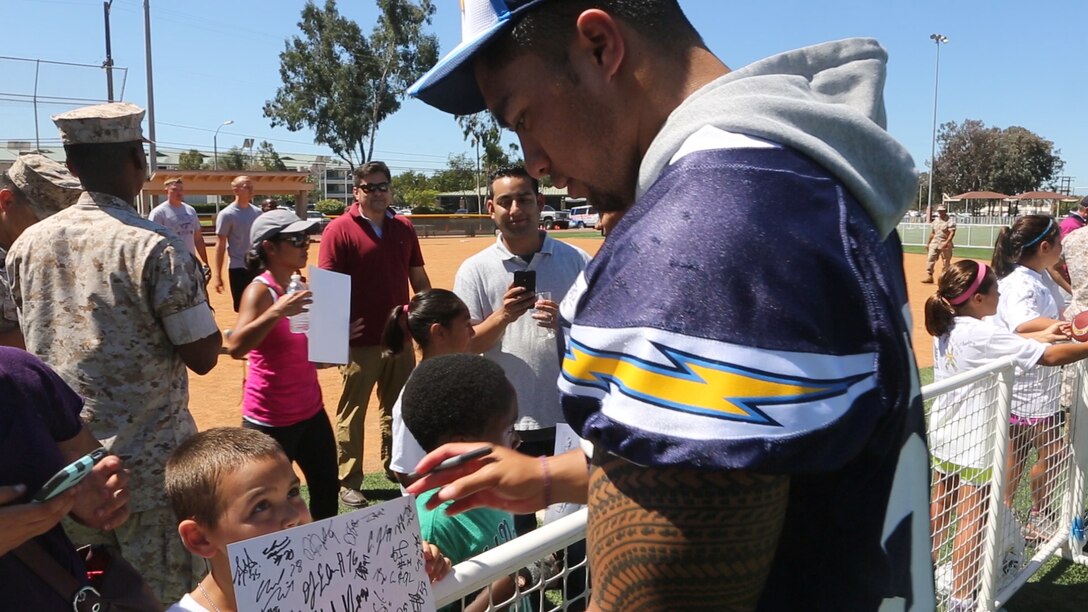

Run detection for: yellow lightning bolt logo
[[562, 339, 870, 426]]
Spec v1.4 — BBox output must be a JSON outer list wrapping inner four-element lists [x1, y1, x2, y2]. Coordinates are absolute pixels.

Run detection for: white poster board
[[307, 265, 350, 364], [544, 423, 588, 524], [226, 496, 434, 612]]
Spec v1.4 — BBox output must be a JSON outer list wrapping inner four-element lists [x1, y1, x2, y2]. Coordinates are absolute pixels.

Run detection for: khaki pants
[[926, 244, 953, 277], [336, 345, 415, 489], [64, 505, 204, 606]]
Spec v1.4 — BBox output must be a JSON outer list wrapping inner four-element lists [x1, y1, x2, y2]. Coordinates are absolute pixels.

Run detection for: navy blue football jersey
[[558, 130, 933, 609]]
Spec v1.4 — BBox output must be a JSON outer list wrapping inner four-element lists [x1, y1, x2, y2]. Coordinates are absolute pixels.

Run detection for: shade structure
[[1010, 191, 1078, 201], [949, 191, 1010, 200]]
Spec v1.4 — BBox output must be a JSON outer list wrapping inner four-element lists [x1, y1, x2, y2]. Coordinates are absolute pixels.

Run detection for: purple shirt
[[0, 348, 88, 611]]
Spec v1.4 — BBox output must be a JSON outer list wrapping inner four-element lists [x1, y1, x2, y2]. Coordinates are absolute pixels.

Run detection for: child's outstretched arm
[[464, 575, 520, 612], [1021, 321, 1072, 343], [422, 540, 451, 583]]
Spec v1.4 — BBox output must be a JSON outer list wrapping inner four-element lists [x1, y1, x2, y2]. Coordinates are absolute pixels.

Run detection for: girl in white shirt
[[926, 260, 1079, 605], [383, 289, 476, 487], [990, 215, 1069, 528]]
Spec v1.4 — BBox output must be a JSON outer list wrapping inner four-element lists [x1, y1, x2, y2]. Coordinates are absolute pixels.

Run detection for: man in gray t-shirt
[[213, 175, 261, 311], [149, 178, 209, 270]]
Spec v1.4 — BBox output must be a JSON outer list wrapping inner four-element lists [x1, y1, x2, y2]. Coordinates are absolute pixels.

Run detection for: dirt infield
[[188, 233, 954, 476]]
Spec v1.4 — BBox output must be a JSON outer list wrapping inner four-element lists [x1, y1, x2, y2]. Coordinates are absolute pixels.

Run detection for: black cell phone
[[512, 270, 536, 293]]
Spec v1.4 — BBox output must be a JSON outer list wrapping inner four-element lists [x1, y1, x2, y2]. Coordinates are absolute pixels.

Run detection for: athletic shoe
[[921, 276, 934, 284]]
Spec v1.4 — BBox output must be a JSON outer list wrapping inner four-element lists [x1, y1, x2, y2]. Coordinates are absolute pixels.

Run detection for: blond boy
[[165, 427, 448, 612]]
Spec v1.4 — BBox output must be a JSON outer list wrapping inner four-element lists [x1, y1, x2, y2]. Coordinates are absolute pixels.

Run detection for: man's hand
[[0, 484, 77, 556], [349, 317, 366, 341], [214, 276, 225, 294], [406, 445, 588, 516], [499, 285, 536, 324], [69, 454, 131, 532], [531, 298, 560, 329]]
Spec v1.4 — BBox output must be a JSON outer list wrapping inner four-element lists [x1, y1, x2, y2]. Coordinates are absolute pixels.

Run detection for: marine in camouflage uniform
[[6, 103, 221, 605], [0, 153, 82, 348]]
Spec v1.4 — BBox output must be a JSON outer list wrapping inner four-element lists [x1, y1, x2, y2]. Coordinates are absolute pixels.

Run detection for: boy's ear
[[178, 519, 219, 559]]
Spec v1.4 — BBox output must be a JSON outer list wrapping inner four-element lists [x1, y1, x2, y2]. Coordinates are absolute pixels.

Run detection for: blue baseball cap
[[409, 0, 549, 115]]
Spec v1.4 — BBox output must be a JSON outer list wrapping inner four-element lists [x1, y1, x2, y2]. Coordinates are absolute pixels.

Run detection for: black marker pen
[[407, 446, 492, 480]]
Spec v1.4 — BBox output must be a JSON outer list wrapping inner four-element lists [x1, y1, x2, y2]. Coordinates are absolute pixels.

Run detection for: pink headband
[[949, 263, 988, 306]]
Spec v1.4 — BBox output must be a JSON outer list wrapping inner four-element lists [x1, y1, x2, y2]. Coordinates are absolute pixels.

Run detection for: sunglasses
[[357, 182, 391, 194], [276, 233, 311, 248]]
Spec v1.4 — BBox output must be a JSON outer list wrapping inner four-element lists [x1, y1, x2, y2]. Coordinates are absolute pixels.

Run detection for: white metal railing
[[432, 509, 588, 610], [897, 221, 1006, 250], [430, 359, 1088, 611]]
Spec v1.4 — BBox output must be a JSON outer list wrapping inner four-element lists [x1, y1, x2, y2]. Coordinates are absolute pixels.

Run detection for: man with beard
[[406, 1, 933, 609]]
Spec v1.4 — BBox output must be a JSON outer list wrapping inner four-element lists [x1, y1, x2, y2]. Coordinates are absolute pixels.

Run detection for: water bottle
[[286, 273, 309, 334]]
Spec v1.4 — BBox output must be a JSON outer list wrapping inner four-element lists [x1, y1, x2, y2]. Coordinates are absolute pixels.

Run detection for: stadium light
[[926, 33, 949, 218], [213, 120, 234, 170]]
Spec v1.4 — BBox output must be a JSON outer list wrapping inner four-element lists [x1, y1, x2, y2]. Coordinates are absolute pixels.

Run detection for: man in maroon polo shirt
[[318, 161, 431, 507]]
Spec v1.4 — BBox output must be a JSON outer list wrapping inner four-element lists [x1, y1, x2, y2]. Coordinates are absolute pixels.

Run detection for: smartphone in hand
[[512, 270, 537, 293], [32, 448, 109, 503]]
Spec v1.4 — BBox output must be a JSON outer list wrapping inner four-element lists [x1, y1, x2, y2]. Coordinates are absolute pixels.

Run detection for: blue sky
[[4, 0, 1085, 194]]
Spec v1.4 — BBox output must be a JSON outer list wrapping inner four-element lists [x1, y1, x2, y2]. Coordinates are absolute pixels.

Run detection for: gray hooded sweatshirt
[[639, 37, 917, 238]]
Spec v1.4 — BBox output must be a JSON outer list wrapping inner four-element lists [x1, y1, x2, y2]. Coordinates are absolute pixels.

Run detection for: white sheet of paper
[[544, 423, 588, 524], [226, 496, 434, 612], [307, 265, 350, 364]]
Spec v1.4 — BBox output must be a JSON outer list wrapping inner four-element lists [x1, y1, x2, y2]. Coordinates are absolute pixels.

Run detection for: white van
[[569, 204, 599, 229]]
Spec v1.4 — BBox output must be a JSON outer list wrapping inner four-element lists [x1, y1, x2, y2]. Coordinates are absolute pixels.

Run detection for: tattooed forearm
[[586, 453, 789, 611]]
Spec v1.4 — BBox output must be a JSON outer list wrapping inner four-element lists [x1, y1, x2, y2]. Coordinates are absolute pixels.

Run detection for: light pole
[[926, 33, 949, 219], [213, 120, 234, 170], [103, 0, 115, 101]]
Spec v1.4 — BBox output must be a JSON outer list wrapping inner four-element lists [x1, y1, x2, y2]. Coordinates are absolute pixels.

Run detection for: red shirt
[[318, 204, 424, 346]]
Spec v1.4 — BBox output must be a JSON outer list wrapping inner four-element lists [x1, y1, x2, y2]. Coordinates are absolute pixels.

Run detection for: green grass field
[[902, 244, 994, 261]]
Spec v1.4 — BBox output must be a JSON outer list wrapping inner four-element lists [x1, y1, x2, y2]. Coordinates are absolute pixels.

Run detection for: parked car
[[306, 210, 331, 231], [540, 205, 570, 229], [569, 204, 599, 229]]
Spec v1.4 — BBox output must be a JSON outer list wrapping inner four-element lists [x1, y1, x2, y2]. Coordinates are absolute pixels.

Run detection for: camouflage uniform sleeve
[[0, 270, 18, 331], [147, 240, 219, 346]]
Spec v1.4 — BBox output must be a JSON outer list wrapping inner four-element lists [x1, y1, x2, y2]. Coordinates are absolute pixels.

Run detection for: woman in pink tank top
[[223, 210, 338, 519]]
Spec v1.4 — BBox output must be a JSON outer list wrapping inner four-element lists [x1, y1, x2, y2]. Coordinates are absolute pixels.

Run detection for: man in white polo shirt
[[453, 166, 589, 527]]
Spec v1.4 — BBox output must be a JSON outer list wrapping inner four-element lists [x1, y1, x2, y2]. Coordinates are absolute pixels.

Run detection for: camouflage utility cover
[[51, 102, 146, 145], [6, 153, 82, 218]]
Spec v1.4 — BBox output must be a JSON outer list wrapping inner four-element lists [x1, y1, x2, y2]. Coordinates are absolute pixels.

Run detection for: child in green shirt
[[402, 354, 528, 612]]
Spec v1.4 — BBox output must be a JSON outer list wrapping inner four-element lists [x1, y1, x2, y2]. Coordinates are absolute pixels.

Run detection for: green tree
[[315, 198, 346, 215], [216, 147, 246, 171], [456, 112, 520, 173], [933, 119, 1064, 199], [178, 149, 206, 170], [263, 0, 438, 170], [391, 170, 435, 209], [393, 170, 431, 191], [256, 140, 288, 171], [398, 187, 440, 210], [430, 153, 476, 193], [990, 126, 1064, 195]]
